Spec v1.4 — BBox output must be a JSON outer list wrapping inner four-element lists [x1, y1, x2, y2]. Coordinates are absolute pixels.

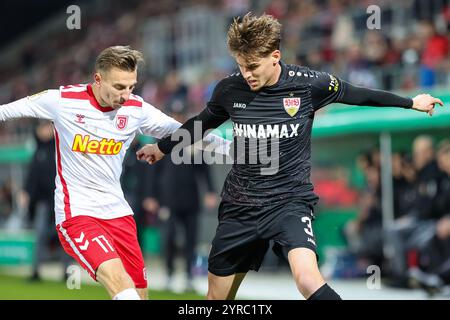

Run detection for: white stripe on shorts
[[58, 224, 95, 275]]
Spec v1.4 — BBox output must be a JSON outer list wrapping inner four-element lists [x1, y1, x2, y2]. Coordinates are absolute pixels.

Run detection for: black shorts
[[208, 199, 317, 276]]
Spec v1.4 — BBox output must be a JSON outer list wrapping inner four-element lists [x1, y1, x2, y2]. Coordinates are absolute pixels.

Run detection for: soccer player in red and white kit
[[0, 46, 228, 300]]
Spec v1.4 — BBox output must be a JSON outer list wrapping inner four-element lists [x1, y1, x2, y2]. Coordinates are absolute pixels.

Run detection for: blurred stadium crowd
[[1, 0, 450, 141], [340, 136, 450, 291], [1, 0, 450, 293]]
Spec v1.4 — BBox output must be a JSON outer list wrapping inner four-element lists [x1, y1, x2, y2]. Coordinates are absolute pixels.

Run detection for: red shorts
[[56, 215, 147, 288]]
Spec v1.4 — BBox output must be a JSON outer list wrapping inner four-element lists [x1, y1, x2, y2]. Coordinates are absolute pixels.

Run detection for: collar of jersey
[[263, 61, 288, 90], [87, 84, 115, 112], [279, 60, 288, 80]]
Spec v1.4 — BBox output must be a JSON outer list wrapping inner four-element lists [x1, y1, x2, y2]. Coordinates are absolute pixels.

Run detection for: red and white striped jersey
[[0, 84, 184, 225]]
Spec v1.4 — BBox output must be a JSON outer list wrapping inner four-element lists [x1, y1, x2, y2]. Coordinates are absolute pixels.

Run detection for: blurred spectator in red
[[418, 20, 449, 87], [313, 167, 358, 208]]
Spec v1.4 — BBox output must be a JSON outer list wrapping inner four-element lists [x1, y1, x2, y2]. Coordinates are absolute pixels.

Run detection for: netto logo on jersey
[[72, 134, 123, 155]]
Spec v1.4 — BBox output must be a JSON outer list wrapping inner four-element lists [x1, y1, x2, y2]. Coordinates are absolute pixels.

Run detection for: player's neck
[[91, 83, 115, 108], [266, 63, 282, 87]]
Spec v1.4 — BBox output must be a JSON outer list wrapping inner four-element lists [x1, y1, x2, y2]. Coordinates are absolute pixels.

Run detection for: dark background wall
[[0, 0, 88, 48]]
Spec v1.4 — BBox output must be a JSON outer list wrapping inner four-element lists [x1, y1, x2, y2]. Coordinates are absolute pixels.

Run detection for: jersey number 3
[[301, 216, 314, 237]]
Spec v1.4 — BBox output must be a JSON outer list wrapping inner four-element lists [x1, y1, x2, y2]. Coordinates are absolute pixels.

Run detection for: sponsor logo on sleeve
[[328, 75, 339, 92]]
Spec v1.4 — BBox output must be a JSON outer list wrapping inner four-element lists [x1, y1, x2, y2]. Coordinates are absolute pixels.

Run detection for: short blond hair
[[95, 46, 144, 73], [227, 13, 281, 62]]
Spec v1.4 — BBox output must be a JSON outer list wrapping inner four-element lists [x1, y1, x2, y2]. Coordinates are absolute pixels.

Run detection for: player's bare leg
[[96, 258, 140, 299], [288, 247, 341, 299], [207, 272, 246, 300], [288, 248, 325, 298]]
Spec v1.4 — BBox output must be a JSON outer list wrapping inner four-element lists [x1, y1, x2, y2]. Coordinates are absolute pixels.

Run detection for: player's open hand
[[136, 143, 165, 164], [412, 94, 444, 116]]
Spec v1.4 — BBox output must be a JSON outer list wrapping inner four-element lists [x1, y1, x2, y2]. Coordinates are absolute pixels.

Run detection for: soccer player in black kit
[[137, 13, 444, 300]]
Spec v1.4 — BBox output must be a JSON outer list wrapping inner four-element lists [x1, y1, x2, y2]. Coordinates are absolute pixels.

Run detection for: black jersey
[[204, 61, 346, 206], [158, 61, 412, 207]]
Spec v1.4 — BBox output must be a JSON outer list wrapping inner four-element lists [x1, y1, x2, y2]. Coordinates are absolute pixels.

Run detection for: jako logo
[[72, 134, 123, 155]]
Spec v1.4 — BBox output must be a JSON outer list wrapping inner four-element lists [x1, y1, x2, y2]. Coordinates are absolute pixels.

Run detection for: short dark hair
[[227, 13, 281, 62], [95, 46, 144, 73]]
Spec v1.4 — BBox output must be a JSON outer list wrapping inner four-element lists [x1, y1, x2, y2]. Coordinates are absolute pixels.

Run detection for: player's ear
[[94, 72, 101, 85]]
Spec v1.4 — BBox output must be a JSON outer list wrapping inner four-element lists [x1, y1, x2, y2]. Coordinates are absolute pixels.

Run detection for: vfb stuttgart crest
[[283, 96, 301, 117], [116, 115, 128, 130]]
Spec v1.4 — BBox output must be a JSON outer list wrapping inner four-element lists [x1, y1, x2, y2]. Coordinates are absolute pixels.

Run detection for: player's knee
[[293, 266, 324, 296], [295, 275, 317, 294], [206, 291, 214, 300], [207, 286, 231, 300], [207, 291, 230, 300], [207, 273, 239, 300], [207, 288, 220, 300], [104, 270, 134, 291], [106, 270, 130, 283], [115, 271, 134, 286], [97, 261, 134, 289]]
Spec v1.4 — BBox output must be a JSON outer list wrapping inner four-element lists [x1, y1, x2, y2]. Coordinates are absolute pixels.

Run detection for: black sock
[[307, 283, 342, 300]]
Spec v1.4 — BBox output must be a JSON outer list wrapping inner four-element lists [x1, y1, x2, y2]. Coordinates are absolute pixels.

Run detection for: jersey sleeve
[[309, 71, 345, 111], [205, 79, 231, 120], [0, 89, 60, 121], [157, 107, 229, 155], [156, 79, 231, 155], [193, 130, 232, 156], [138, 102, 182, 138], [336, 81, 413, 108]]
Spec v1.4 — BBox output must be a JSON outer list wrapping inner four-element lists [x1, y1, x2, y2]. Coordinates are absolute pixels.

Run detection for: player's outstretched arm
[[140, 101, 230, 159], [0, 90, 58, 122], [194, 131, 231, 156], [136, 108, 227, 164], [136, 132, 231, 165], [144, 76, 232, 158], [159, 108, 227, 155], [337, 81, 444, 114]]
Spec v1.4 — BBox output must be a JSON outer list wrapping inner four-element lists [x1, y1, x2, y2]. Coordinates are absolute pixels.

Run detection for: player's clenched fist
[[136, 143, 165, 164]]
